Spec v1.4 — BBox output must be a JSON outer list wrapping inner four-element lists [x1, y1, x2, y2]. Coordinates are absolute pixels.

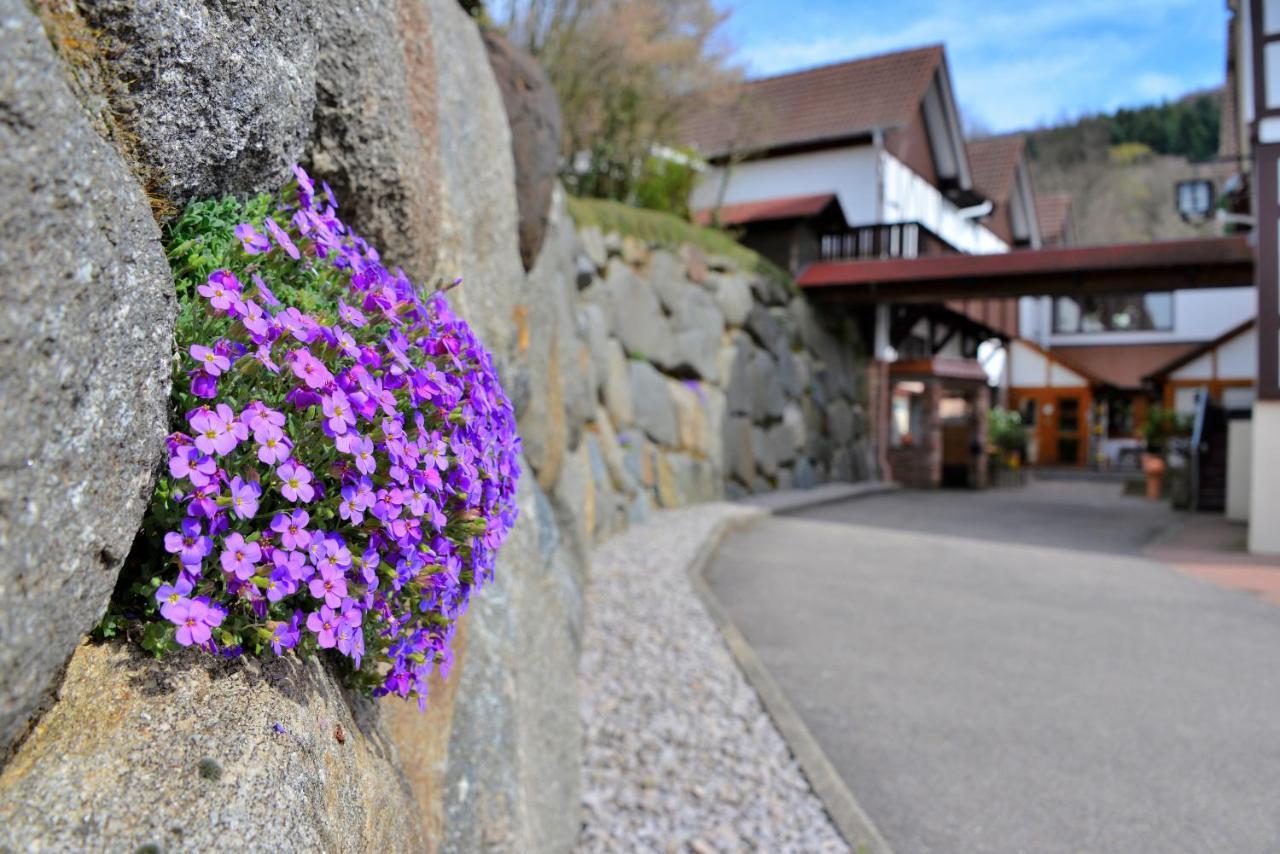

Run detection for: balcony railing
[[819, 222, 926, 262]]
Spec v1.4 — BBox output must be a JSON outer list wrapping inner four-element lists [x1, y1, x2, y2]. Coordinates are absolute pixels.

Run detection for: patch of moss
[[565, 195, 793, 288], [32, 0, 176, 219]]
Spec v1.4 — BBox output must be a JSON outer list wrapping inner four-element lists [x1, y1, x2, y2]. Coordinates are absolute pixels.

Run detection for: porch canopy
[[796, 235, 1253, 302]]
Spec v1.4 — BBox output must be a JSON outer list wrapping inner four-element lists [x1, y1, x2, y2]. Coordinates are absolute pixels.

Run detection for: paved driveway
[[707, 481, 1280, 854]]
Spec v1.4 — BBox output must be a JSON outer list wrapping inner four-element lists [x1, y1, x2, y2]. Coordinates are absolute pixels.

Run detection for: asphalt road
[[707, 482, 1280, 854]]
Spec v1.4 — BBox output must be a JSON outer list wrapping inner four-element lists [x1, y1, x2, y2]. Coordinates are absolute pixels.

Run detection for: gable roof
[[1144, 318, 1256, 381], [678, 44, 945, 159], [967, 135, 1026, 204], [691, 192, 845, 227], [1035, 193, 1073, 245]]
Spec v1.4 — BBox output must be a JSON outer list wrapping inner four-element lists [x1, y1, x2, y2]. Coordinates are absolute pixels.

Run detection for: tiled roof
[[966, 135, 1026, 204], [678, 45, 944, 158], [1035, 193, 1073, 244], [691, 193, 842, 227]]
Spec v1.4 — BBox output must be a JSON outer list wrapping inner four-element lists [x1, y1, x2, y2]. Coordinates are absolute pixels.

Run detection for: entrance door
[[1013, 390, 1088, 466]]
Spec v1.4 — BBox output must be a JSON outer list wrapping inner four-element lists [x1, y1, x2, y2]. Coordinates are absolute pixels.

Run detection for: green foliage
[[1108, 141, 1155, 165], [1141, 405, 1193, 454], [565, 194, 790, 286], [631, 149, 700, 218], [987, 408, 1027, 454], [1107, 93, 1220, 162]]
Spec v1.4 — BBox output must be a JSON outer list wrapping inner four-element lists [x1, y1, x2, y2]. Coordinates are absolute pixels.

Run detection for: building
[[678, 41, 1256, 494]]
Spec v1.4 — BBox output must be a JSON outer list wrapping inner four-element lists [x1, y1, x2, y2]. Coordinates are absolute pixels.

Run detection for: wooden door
[[1043, 391, 1086, 466]]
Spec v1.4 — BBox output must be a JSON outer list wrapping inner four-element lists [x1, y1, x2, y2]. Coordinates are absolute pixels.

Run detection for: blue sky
[[719, 0, 1227, 132]]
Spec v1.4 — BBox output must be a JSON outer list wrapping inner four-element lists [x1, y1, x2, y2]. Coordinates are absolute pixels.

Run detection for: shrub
[[988, 407, 1027, 455], [1141, 405, 1191, 454], [102, 167, 521, 708]]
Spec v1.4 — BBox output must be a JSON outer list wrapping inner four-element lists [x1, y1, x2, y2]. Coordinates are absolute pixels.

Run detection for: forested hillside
[[1018, 90, 1229, 245]]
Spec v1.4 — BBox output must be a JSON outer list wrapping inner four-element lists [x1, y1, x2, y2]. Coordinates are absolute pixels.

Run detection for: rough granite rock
[[602, 258, 675, 368], [445, 463, 583, 854], [603, 340, 636, 427], [671, 286, 725, 381], [308, 0, 439, 283], [80, 0, 319, 207], [725, 417, 757, 485], [0, 642, 423, 851], [0, 0, 174, 752], [709, 272, 755, 327], [629, 361, 679, 447], [419, 5, 583, 852], [749, 349, 787, 421], [647, 249, 689, 316], [422, 0, 526, 384], [481, 29, 562, 271]]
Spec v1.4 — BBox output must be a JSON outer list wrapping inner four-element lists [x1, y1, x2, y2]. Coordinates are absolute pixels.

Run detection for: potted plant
[[987, 407, 1026, 486], [1139, 406, 1187, 500]]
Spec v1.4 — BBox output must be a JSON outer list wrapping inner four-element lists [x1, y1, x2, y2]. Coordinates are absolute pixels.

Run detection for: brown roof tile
[[691, 192, 842, 227], [1034, 193, 1073, 246], [966, 135, 1026, 204], [678, 45, 944, 158]]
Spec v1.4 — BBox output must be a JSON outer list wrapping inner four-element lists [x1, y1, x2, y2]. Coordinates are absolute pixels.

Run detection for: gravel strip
[[578, 502, 850, 853]]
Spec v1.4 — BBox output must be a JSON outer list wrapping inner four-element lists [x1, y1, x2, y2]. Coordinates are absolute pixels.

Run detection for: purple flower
[[277, 461, 314, 503], [256, 430, 293, 466], [338, 299, 367, 328], [306, 606, 341, 648], [269, 612, 303, 654], [308, 564, 349, 608], [220, 532, 262, 581], [164, 518, 213, 569], [169, 597, 225, 647], [229, 476, 261, 519], [272, 547, 312, 582], [271, 509, 311, 550], [190, 344, 230, 377], [288, 348, 333, 390], [352, 435, 376, 475], [322, 391, 356, 434], [264, 217, 301, 260], [198, 270, 241, 311], [265, 565, 299, 602], [155, 575, 194, 621], [236, 223, 270, 255], [189, 407, 237, 456]]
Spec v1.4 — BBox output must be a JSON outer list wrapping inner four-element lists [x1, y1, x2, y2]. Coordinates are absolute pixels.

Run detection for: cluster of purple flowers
[[149, 166, 521, 708]]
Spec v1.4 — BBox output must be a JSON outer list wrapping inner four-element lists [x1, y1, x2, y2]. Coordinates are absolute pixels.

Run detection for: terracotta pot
[[1142, 452, 1165, 501]]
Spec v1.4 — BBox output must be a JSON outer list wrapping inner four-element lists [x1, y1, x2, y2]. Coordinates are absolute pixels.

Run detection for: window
[[1052, 293, 1174, 334]]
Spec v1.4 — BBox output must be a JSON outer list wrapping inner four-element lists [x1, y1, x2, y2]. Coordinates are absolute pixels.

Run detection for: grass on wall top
[[565, 196, 792, 286]]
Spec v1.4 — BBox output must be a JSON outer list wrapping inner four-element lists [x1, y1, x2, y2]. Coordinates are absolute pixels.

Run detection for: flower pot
[[1142, 452, 1166, 501]]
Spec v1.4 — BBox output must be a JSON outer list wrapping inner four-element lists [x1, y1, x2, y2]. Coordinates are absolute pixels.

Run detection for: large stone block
[[602, 258, 675, 367], [309, 1, 439, 283], [647, 249, 688, 315], [443, 460, 583, 854], [829, 399, 857, 444], [630, 361, 679, 447], [602, 340, 635, 427], [749, 349, 786, 421], [0, 0, 174, 751], [668, 379, 708, 455], [708, 272, 754, 326], [592, 407, 637, 496], [481, 29, 561, 271], [0, 642, 423, 851], [671, 286, 725, 382], [724, 417, 757, 485], [753, 425, 778, 477], [723, 334, 755, 417], [81, 0, 319, 206]]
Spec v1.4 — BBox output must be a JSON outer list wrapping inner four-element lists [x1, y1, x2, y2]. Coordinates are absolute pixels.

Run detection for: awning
[[796, 235, 1253, 302]]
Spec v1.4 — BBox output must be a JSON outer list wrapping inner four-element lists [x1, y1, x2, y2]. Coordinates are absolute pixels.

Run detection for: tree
[[497, 0, 739, 203]]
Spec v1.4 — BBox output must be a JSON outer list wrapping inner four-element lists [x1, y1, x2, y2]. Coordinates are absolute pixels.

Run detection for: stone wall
[[0, 0, 872, 849], [526, 214, 875, 544]]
